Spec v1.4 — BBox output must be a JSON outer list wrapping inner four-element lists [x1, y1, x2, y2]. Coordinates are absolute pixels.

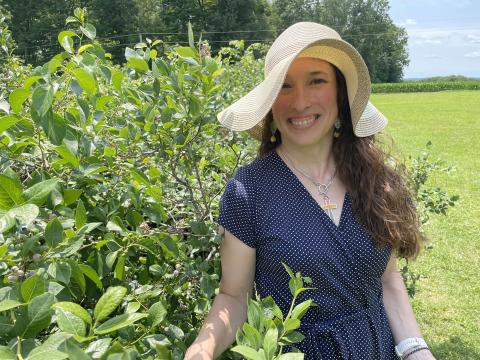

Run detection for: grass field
[[372, 90, 480, 359]]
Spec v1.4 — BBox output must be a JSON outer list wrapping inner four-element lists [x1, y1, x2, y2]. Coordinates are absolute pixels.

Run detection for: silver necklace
[[280, 150, 338, 222]]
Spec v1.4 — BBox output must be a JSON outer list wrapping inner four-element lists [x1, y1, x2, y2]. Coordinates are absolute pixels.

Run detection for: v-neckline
[[273, 149, 349, 230]]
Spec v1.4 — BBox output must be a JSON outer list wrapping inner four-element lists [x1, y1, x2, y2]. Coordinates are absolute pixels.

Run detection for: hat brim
[[218, 39, 387, 139]]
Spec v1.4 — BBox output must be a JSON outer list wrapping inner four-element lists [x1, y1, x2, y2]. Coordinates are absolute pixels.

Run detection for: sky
[[388, 0, 480, 79]]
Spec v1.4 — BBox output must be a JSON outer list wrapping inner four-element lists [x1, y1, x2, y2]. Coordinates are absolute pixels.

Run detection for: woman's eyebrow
[[309, 70, 329, 76]]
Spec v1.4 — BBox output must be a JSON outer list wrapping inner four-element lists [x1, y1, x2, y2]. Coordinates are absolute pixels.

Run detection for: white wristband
[[395, 337, 428, 357]]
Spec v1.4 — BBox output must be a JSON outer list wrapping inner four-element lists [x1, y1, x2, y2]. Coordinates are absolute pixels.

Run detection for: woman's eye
[[281, 83, 291, 89], [312, 78, 326, 85]]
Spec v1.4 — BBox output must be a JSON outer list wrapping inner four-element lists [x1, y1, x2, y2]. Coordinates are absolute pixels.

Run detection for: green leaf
[[71, 68, 97, 95], [111, 72, 124, 92], [32, 85, 54, 117], [276, 354, 304, 360], [58, 31, 76, 46], [23, 179, 59, 206], [0, 173, 24, 210], [52, 302, 92, 326], [0, 204, 38, 233], [290, 299, 315, 321], [147, 301, 167, 327], [47, 262, 71, 284], [175, 47, 197, 58], [20, 275, 45, 303], [127, 58, 149, 72], [55, 309, 86, 337], [80, 23, 96, 40], [64, 341, 92, 360], [53, 144, 80, 168], [0, 346, 15, 360], [94, 313, 147, 335], [9, 89, 30, 113], [75, 199, 87, 229], [283, 318, 300, 332], [63, 189, 83, 206], [106, 216, 126, 234], [114, 255, 125, 280], [263, 325, 278, 360], [0, 299, 23, 312], [45, 218, 63, 248], [94, 286, 127, 323], [188, 22, 195, 49], [61, 36, 74, 54], [21, 292, 54, 338], [41, 112, 66, 145], [231, 345, 263, 360], [247, 299, 263, 330], [95, 95, 114, 110], [78, 264, 102, 289], [26, 345, 68, 360], [0, 115, 21, 135]]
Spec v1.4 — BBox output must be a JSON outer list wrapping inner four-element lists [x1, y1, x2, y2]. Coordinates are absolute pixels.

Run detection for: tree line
[[0, 0, 409, 82]]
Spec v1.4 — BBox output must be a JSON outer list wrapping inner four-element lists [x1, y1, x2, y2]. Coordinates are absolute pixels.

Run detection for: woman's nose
[[290, 86, 310, 112]]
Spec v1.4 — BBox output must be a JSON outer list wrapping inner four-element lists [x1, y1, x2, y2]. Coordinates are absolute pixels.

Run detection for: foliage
[[0, 8, 248, 358], [232, 263, 315, 360], [372, 80, 480, 93], [0, 7, 461, 358], [399, 142, 459, 297], [4, 0, 409, 82]]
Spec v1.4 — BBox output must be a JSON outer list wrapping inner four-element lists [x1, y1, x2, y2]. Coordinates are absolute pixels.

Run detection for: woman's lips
[[288, 114, 319, 129]]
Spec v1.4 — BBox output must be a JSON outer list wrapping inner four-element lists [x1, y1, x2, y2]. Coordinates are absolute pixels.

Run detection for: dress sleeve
[[217, 167, 257, 248]]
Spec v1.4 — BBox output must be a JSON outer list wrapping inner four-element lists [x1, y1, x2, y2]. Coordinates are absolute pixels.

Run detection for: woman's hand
[[184, 343, 214, 360], [405, 349, 436, 360]]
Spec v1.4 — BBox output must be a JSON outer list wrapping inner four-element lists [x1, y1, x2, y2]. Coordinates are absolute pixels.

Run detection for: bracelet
[[403, 345, 430, 359], [395, 337, 428, 357]]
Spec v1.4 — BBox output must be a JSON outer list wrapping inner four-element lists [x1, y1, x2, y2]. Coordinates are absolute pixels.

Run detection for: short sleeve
[[217, 167, 257, 248]]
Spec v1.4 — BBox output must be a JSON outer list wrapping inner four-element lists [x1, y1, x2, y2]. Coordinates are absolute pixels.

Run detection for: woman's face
[[271, 57, 338, 148]]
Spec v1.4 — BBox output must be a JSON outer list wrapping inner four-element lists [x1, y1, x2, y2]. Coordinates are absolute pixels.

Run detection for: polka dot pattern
[[218, 150, 398, 359]]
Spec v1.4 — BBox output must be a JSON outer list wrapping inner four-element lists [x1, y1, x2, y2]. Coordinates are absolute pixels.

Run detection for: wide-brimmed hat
[[217, 22, 388, 140]]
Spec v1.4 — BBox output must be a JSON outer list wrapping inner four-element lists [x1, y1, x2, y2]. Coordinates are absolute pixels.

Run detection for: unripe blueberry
[[11, 266, 19, 272], [7, 275, 18, 282], [32, 253, 42, 262], [17, 270, 24, 277]]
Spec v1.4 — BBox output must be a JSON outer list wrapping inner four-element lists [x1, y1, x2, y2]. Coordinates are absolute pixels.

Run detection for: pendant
[[320, 195, 337, 222]]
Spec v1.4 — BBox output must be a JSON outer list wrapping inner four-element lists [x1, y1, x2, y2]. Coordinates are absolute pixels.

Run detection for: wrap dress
[[218, 150, 398, 359]]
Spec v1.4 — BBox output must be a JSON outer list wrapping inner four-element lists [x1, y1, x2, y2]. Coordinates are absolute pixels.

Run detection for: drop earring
[[270, 122, 277, 143], [333, 119, 341, 138]]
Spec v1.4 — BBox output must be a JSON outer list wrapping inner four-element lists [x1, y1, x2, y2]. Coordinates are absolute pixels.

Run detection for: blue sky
[[389, 0, 480, 78]]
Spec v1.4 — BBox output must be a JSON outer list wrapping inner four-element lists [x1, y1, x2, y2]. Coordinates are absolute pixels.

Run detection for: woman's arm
[[185, 228, 256, 360], [382, 256, 436, 360]]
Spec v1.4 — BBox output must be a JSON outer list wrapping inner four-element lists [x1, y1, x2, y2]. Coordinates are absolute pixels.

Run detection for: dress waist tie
[[299, 299, 382, 360]]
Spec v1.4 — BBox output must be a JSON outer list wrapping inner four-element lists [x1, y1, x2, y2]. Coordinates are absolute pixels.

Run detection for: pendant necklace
[[281, 150, 338, 222]]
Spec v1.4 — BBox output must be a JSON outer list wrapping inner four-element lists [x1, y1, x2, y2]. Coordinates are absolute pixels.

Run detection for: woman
[[185, 22, 436, 360]]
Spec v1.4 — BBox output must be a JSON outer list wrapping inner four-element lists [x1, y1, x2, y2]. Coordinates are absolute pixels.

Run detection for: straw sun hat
[[217, 22, 388, 140]]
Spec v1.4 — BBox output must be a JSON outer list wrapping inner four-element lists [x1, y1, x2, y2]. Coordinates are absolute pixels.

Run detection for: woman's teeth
[[289, 115, 319, 127]]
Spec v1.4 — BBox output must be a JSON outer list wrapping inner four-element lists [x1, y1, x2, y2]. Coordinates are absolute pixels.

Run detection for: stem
[[17, 336, 24, 360]]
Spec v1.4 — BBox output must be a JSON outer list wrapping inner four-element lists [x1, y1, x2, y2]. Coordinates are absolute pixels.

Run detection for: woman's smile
[[288, 114, 320, 129]]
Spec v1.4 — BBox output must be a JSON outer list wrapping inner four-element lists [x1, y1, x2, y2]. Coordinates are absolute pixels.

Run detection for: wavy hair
[[258, 65, 425, 259]]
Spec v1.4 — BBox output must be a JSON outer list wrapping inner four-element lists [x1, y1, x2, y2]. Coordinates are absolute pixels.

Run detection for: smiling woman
[[186, 22, 437, 360]]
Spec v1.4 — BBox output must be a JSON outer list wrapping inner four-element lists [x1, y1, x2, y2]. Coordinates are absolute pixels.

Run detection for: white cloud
[[466, 34, 480, 43], [464, 51, 480, 58], [424, 54, 442, 59], [405, 18, 417, 25]]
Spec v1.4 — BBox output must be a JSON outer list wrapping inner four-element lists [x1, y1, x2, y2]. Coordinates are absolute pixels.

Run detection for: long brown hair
[[258, 65, 424, 259]]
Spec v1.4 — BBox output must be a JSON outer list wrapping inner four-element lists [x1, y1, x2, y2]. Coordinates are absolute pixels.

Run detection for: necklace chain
[[280, 150, 337, 195]]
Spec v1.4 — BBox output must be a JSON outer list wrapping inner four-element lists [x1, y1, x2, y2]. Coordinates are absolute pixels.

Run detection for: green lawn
[[372, 91, 480, 360]]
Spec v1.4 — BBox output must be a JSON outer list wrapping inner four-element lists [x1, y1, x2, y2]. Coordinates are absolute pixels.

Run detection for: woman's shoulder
[[234, 150, 278, 180]]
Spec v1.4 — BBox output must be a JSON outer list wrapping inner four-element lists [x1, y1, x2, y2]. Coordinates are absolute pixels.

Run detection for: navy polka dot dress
[[218, 150, 398, 360]]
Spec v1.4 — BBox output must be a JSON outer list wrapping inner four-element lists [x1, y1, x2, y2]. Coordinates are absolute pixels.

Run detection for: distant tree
[[271, 0, 322, 29], [272, 0, 409, 82], [3, 0, 86, 64], [88, 0, 139, 61], [207, 0, 274, 52]]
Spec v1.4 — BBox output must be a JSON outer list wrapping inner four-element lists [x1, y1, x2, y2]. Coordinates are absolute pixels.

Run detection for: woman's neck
[[277, 141, 335, 180]]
